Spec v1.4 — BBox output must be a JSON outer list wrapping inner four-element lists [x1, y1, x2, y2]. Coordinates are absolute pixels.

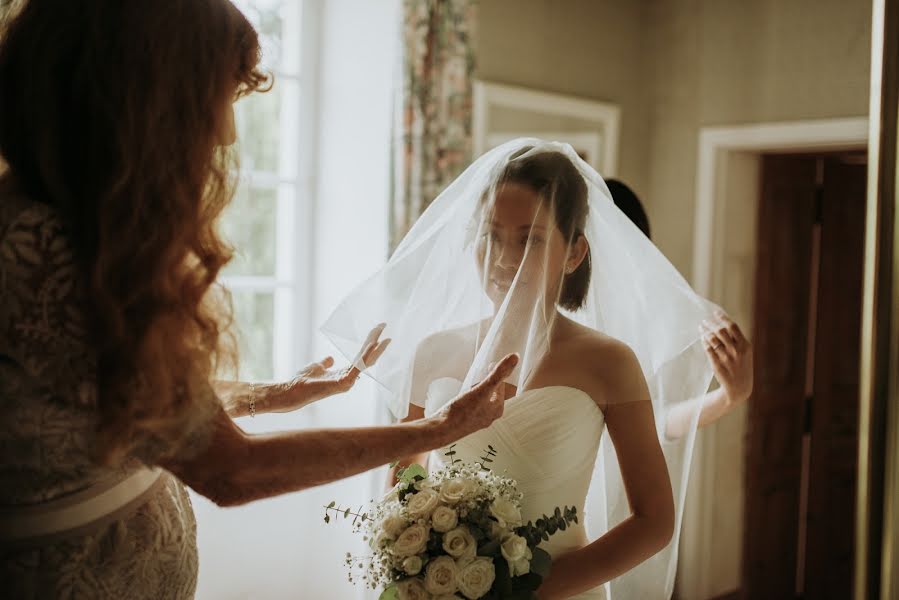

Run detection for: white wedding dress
[[326, 140, 717, 598], [424, 378, 608, 600]]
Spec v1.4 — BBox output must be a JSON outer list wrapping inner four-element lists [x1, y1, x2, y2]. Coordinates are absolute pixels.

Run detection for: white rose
[[489, 497, 522, 528], [457, 557, 496, 599], [423, 555, 459, 596], [500, 534, 528, 563], [438, 478, 475, 505], [414, 477, 437, 491], [396, 578, 429, 600], [442, 526, 476, 560], [382, 513, 408, 539], [372, 530, 392, 550], [402, 555, 423, 576], [393, 524, 430, 557], [507, 545, 532, 577], [406, 489, 440, 520], [431, 505, 459, 533]]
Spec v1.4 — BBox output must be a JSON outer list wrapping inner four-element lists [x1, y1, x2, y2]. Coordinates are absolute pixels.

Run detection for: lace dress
[[0, 189, 220, 599]]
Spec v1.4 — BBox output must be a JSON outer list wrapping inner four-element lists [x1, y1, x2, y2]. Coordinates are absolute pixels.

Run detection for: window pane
[[220, 185, 277, 276], [235, 88, 280, 174], [233, 0, 302, 76], [234, 78, 300, 177], [230, 290, 274, 381]]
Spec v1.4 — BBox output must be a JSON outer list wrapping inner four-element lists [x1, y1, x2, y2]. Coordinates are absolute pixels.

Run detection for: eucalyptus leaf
[[378, 585, 399, 600], [399, 463, 427, 483], [530, 547, 552, 578]]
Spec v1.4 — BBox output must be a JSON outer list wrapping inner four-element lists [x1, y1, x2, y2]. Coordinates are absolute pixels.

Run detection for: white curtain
[[192, 1, 399, 598]]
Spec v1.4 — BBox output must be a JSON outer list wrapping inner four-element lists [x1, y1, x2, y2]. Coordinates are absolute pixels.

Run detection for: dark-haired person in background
[[605, 179, 754, 439]]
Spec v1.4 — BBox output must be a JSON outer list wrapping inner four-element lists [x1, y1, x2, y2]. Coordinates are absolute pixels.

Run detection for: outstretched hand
[[438, 354, 519, 437], [269, 323, 391, 412]]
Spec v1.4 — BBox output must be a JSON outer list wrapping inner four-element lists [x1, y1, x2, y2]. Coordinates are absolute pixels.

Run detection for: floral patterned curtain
[[390, 0, 477, 252]]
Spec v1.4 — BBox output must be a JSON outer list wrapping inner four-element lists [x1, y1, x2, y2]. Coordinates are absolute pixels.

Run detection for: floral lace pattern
[[1, 189, 216, 599]]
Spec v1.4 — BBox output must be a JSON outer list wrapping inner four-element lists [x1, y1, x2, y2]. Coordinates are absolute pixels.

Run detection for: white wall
[[193, 1, 398, 598]]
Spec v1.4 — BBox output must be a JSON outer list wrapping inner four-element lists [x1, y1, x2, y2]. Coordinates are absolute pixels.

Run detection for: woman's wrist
[[421, 413, 458, 448]]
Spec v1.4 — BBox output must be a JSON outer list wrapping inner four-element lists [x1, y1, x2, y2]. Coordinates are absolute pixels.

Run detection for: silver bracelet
[[249, 395, 256, 418]]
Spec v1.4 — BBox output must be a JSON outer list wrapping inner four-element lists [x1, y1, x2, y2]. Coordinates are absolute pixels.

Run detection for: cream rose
[[406, 489, 440, 520], [402, 555, 423, 576], [438, 478, 475, 505], [382, 513, 408, 539], [457, 557, 496, 599], [423, 555, 459, 596], [396, 578, 429, 600], [489, 497, 522, 528], [431, 505, 459, 533], [433, 596, 463, 600], [393, 524, 430, 557], [507, 545, 532, 577], [372, 530, 392, 550], [442, 526, 477, 560], [500, 534, 528, 563]]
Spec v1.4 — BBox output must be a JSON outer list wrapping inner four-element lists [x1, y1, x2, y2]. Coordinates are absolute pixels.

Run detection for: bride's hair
[[494, 148, 591, 310], [0, 0, 270, 464]]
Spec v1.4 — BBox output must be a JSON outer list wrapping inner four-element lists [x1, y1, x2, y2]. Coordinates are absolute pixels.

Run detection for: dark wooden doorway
[[742, 151, 867, 599]]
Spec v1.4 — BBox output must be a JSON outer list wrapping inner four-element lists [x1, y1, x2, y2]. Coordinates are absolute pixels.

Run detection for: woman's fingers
[[703, 334, 731, 376], [471, 354, 519, 399], [702, 319, 738, 360]]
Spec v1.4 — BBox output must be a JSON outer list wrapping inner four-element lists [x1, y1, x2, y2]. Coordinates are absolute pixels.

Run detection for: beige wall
[[646, 0, 871, 276], [477, 0, 870, 275], [476, 0, 652, 198]]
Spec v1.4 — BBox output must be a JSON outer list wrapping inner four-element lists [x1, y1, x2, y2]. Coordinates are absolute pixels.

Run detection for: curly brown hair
[[0, 0, 270, 464]]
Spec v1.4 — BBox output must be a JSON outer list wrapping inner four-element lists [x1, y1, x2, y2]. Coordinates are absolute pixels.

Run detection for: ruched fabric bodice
[[426, 379, 608, 599]]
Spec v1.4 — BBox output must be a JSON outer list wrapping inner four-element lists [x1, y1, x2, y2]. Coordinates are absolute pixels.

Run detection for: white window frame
[[223, 0, 322, 382]]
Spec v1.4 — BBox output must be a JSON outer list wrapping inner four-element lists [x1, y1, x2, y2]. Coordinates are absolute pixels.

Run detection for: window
[[222, 0, 314, 382]]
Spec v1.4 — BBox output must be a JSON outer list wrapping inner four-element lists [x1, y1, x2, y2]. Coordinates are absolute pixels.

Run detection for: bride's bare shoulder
[[559, 319, 648, 403], [562, 319, 634, 362]]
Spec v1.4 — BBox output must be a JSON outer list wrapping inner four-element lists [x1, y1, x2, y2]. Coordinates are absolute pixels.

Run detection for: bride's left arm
[[665, 312, 753, 439], [536, 345, 674, 600]]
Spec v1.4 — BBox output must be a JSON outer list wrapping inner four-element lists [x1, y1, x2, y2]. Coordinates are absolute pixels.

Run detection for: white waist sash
[[0, 467, 165, 548]]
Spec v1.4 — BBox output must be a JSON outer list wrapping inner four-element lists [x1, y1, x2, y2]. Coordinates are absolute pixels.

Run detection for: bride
[[323, 140, 717, 599]]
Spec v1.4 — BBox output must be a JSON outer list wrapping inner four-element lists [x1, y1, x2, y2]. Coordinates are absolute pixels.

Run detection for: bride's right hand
[[438, 354, 519, 436]]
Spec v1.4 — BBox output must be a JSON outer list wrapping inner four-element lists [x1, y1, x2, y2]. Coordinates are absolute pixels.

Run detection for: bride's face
[[476, 182, 570, 307]]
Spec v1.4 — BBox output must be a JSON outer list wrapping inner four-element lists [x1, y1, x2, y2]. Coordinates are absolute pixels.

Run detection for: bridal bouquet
[[324, 446, 578, 600]]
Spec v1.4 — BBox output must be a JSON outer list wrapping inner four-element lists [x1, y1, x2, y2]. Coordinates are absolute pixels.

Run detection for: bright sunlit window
[[221, 0, 312, 382]]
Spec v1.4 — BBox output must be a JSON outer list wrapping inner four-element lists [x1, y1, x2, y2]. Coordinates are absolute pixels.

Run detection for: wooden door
[[743, 152, 866, 599]]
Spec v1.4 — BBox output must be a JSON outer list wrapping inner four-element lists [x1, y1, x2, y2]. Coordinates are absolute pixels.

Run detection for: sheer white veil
[[323, 139, 715, 598]]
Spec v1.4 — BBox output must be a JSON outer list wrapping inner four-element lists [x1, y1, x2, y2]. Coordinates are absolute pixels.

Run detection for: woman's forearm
[[214, 380, 291, 417], [536, 514, 673, 599], [174, 412, 459, 506], [665, 387, 733, 440]]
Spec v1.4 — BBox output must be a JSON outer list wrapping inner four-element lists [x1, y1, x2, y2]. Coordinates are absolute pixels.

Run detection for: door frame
[[682, 117, 868, 600]]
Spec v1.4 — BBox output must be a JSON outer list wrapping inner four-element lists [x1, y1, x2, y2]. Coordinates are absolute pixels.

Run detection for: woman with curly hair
[[0, 1, 515, 597]]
